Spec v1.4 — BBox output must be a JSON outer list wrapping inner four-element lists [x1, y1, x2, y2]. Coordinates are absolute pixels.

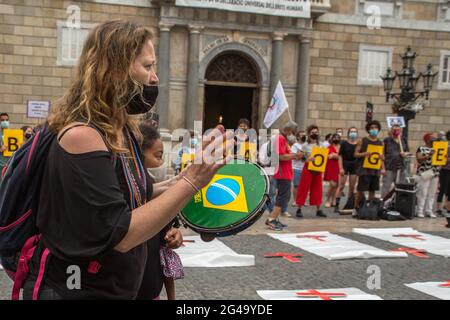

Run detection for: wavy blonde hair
[[48, 20, 154, 153]]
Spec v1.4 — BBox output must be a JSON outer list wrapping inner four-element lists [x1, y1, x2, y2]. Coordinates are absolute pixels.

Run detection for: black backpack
[[0, 124, 55, 270], [356, 198, 383, 220]]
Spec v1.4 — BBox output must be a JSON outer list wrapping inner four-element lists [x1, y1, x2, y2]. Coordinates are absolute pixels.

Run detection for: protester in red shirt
[[265, 121, 300, 231]]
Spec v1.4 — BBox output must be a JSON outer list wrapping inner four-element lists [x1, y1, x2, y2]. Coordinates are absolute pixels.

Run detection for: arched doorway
[[203, 52, 260, 130]]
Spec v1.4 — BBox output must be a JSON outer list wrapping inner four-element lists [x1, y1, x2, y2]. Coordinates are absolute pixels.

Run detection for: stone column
[[185, 25, 203, 130], [157, 23, 172, 132], [295, 37, 311, 130], [269, 33, 285, 98]]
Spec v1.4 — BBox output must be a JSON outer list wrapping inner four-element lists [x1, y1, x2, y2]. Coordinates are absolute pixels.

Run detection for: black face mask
[[25, 133, 32, 139], [126, 85, 159, 115], [310, 133, 319, 140], [332, 139, 340, 144], [300, 136, 306, 143]]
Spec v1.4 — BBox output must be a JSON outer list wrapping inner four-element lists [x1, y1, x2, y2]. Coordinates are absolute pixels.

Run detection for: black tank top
[[29, 127, 161, 299]]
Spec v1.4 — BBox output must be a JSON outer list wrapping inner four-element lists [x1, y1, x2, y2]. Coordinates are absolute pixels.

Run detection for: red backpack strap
[[11, 235, 40, 300], [32, 248, 50, 300]]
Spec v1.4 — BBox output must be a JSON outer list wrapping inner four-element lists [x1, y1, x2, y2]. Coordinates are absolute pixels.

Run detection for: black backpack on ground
[[356, 198, 383, 220]]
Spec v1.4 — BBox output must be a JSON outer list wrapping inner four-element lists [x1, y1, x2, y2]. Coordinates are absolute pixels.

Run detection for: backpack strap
[[32, 248, 50, 300], [11, 235, 41, 300]]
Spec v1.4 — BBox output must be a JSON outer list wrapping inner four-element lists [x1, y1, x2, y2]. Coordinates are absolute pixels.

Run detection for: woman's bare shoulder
[[58, 123, 108, 154]]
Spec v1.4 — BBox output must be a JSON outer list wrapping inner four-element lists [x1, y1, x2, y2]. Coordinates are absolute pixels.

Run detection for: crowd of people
[[263, 120, 450, 230]]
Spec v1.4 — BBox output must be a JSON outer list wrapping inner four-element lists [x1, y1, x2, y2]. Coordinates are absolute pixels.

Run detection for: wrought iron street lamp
[[381, 46, 437, 141]]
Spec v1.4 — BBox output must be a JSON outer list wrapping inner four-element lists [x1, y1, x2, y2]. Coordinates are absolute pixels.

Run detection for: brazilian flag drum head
[[180, 160, 269, 237]]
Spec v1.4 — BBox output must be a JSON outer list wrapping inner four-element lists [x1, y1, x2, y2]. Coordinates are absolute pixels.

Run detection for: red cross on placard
[[391, 247, 429, 258], [264, 252, 304, 263], [439, 281, 450, 288], [393, 234, 426, 241], [180, 240, 195, 247], [296, 235, 327, 242], [295, 290, 347, 301]]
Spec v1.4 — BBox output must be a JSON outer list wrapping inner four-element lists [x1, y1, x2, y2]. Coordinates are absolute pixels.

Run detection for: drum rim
[[179, 160, 270, 234]]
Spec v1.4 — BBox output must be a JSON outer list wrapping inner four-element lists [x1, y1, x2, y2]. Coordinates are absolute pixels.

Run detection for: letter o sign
[[313, 154, 325, 168]]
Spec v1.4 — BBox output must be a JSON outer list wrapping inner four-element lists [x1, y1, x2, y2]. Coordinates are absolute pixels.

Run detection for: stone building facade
[[1, 0, 450, 148]]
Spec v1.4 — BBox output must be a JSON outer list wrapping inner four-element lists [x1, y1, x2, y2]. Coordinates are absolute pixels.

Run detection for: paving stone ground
[[2, 191, 449, 300]]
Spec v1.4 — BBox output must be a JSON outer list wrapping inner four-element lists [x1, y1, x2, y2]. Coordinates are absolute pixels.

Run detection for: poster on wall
[[27, 100, 51, 119]]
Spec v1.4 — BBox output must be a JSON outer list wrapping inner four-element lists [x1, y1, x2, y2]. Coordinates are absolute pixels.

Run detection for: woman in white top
[[291, 131, 305, 206]]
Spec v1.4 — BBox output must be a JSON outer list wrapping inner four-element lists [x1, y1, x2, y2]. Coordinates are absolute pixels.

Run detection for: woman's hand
[[165, 228, 183, 249], [183, 130, 234, 190]]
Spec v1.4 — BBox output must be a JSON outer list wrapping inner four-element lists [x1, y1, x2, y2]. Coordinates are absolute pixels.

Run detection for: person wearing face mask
[[0, 113, 10, 178], [438, 131, 447, 142], [21, 20, 233, 300], [265, 121, 300, 231], [291, 131, 305, 207], [174, 130, 198, 175], [21, 126, 34, 143], [354, 120, 385, 216], [416, 133, 441, 218], [381, 124, 410, 198], [336, 127, 359, 213], [235, 118, 257, 162], [295, 125, 327, 218], [323, 133, 332, 148], [437, 130, 450, 216], [138, 122, 184, 300], [324, 134, 341, 209]]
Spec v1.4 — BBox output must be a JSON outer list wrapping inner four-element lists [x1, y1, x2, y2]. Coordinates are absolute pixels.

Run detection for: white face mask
[[147, 162, 168, 183]]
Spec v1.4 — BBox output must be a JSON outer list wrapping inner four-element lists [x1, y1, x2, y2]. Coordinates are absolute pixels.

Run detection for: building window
[[438, 50, 450, 90], [357, 45, 393, 86], [57, 21, 92, 66]]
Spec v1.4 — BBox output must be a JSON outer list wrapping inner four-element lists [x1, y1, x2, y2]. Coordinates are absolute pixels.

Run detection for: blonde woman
[[22, 20, 231, 300]]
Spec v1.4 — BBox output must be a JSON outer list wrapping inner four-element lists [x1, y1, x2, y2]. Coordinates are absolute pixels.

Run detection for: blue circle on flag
[[206, 178, 240, 206]]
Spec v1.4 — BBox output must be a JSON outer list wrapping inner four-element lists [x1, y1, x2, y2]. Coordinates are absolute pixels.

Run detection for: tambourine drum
[[180, 160, 270, 237]]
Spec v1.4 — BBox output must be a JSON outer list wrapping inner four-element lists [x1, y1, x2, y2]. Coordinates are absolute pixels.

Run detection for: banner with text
[[175, 0, 311, 18]]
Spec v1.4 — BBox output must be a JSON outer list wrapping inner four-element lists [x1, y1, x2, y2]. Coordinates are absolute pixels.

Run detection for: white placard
[[257, 287, 383, 300], [268, 232, 407, 260], [27, 100, 50, 119], [175, 236, 255, 267], [386, 116, 406, 128], [353, 228, 450, 258], [175, 0, 311, 18], [405, 282, 450, 300]]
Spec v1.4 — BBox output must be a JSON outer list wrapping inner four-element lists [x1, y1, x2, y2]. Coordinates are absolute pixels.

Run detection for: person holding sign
[[234, 118, 258, 162], [437, 130, 450, 216], [416, 133, 441, 218], [295, 125, 328, 218], [0, 113, 10, 178], [354, 120, 385, 216]]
